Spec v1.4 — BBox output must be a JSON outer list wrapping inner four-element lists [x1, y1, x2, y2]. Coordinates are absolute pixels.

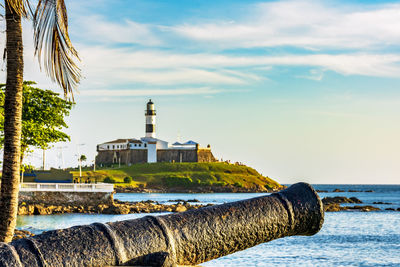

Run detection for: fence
[[19, 183, 114, 193]]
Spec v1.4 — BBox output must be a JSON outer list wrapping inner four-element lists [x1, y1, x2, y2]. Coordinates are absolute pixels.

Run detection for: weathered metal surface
[[0, 182, 324, 267]]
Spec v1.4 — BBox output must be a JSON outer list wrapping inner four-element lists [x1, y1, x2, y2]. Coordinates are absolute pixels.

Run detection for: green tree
[[0, 0, 80, 242], [0, 81, 73, 163], [124, 176, 133, 184], [80, 155, 87, 163]]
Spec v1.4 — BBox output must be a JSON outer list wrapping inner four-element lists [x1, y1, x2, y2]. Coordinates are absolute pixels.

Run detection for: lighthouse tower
[[145, 99, 156, 138]]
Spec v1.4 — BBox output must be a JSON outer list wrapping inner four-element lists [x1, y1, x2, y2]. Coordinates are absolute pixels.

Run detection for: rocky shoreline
[[14, 194, 400, 241], [317, 188, 375, 193], [18, 199, 213, 216], [17, 195, 400, 216], [322, 196, 400, 212], [115, 184, 283, 193]]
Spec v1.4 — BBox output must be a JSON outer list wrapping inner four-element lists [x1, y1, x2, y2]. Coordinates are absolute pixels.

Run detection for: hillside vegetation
[[72, 162, 282, 192]]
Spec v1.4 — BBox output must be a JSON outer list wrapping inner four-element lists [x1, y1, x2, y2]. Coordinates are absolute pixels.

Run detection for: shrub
[[264, 183, 273, 190], [163, 176, 193, 187], [124, 176, 133, 183], [214, 173, 222, 181], [213, 181, 227, 187], [200, 180, 213, 186], [103, 176, 116, 183], [233, 182, 243, 188]]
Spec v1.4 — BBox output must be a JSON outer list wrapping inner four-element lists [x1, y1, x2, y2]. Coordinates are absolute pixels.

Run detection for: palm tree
[[0, 0, 80, 242]]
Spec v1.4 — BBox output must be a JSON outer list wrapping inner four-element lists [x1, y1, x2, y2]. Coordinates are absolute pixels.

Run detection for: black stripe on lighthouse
[[146, 124, 155, 133]]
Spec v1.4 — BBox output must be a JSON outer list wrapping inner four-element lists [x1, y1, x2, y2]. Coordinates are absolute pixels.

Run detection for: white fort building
[[96, 100, 216, 165]]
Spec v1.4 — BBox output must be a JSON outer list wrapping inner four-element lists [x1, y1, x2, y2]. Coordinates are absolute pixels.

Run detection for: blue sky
[[2, 0, 400, 184]]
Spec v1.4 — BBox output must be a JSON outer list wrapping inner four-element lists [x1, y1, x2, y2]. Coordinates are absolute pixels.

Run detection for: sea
[[16, 184, 400, 266]]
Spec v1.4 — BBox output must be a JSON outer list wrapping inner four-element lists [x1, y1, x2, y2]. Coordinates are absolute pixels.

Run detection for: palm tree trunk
[[0, 1, 24, 243]]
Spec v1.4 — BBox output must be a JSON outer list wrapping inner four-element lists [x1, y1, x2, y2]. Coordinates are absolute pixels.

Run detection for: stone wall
[[19, 191, 113, 206], [96, 150, 147, 166], [127, 150, 147, 164], [197, 149, 217, 162], [157, 149, 198, 162], [96, 147, 217, 164]]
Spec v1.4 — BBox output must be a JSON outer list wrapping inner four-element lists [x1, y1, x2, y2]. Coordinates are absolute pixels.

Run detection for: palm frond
[[5, 0, 31, 18], [33, 0, 81, 99]]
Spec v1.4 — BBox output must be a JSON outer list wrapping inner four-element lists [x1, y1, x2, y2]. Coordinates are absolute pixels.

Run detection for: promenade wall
[[18, 191, 113, 206]]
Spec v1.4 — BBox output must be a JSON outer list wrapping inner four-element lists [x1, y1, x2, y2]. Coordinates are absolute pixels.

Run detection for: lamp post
[[57, 146, 68, 170], [76, 143, 85, 182]]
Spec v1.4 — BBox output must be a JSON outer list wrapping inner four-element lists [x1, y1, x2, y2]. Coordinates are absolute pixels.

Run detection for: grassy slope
[[71, 162, 281, 191]]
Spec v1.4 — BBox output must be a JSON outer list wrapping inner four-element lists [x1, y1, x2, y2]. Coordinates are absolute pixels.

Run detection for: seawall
[[18, 191, 113, 206]]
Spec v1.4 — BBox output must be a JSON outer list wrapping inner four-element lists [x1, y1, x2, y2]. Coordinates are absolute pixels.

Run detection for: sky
[[1, 0, 400, 184]]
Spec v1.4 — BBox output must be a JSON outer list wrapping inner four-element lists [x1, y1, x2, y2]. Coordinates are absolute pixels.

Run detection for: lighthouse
[[145, 99, 156, 138]]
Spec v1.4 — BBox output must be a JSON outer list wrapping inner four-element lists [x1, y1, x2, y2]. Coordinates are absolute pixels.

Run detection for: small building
[[96, 100, 216, 165]]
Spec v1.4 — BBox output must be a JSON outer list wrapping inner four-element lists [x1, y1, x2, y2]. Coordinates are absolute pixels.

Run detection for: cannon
[[0, 182, 324, 266]]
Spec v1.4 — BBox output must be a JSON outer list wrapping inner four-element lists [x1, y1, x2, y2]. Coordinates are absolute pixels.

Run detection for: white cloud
[[296, 69, 325, 81], [74, 15, 161, 46], [2, 0, 400, 97], [77, 46, 400, 83], [80, 87, 224, 97], [172, 0, 400, 50]]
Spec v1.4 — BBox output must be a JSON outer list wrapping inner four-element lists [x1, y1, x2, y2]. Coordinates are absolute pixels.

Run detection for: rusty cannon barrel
[[0, 182, 324, 266]]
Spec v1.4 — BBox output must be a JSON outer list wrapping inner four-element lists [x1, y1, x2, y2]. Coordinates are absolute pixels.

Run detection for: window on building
[[113, 145, 115, 149], [139, 144, 141, 147], [107, 145, 109, 149], [134, 144, 137, 147], [144, 143, 147, 147]]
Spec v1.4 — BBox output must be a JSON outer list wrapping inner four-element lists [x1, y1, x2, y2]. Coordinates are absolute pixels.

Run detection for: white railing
[[19, 183, 114, 193]]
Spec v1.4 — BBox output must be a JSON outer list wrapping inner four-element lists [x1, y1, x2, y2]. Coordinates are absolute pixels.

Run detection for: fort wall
[[96, 148, 217, 164], [157, 149, 198, 162], [197, 149, 217, 163], [96, 150, 147, 165]]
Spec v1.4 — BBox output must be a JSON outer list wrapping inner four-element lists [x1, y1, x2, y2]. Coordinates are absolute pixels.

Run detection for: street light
[[76, 143, 85, 182], [57, 146, 68, 170]]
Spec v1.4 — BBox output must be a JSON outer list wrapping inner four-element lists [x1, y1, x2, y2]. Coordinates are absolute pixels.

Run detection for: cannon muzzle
[[0, 182, 324, 266]]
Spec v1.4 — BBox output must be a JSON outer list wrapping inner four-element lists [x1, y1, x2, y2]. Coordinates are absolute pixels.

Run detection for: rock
[[333, 189, 344, 192], [347, 205, 380, 212], [18, 205, 32, 215], [349, 197, 363, 203], [324, 203, 342, 212], [316, 190, 328, 193], [373, 202, 392, 205], [175, 204, 187, 212], [16, 199, 213, 216], [34, 205, 51, 215], [13, 229, 34, 241], [322, 196, 362, 205], [365, 190, 374, 192], [348, 190, 361, 192], [96, 204, 108, 213], [129, 206, 140, 213], [385, 208, 395, 211], [104, 205, 130, 214], [397, 208, 400, 212]]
